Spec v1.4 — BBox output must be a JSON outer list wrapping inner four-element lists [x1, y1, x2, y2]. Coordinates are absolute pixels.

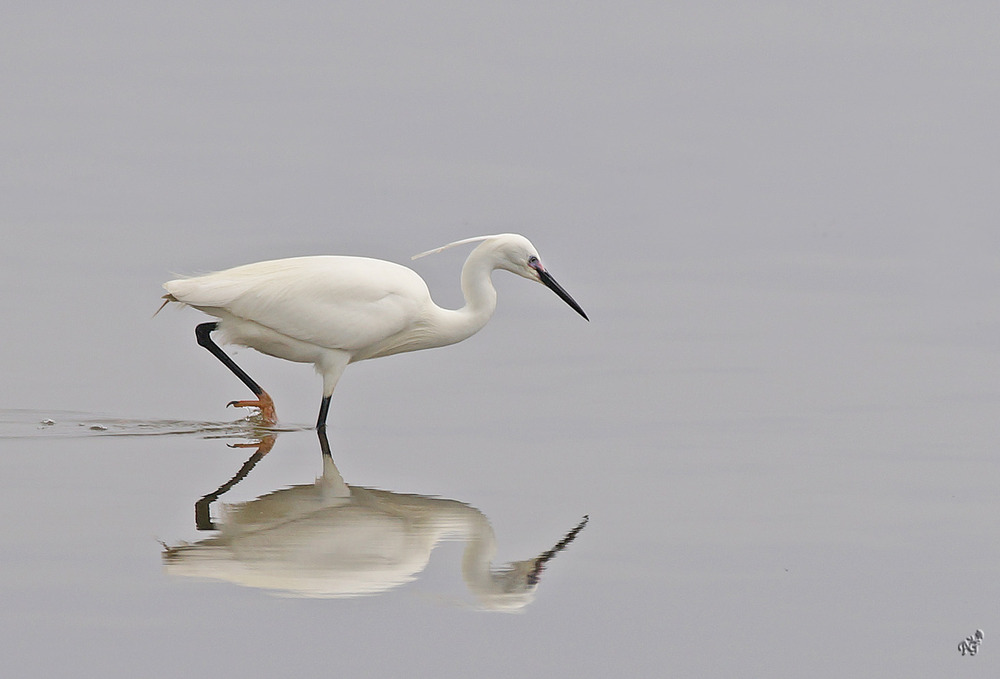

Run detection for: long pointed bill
[[527, 515, 590, 585], [535, 266, 589, 321]]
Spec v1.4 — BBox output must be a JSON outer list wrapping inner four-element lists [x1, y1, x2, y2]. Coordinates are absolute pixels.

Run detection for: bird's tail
[[152, 294, 177, 318]]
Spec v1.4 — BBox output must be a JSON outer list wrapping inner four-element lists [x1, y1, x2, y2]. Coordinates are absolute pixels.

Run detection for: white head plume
[[411, 235, 502, 260]]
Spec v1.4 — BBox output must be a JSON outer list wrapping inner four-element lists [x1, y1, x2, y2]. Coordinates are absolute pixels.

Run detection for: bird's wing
[[165, 256, 429, 352]]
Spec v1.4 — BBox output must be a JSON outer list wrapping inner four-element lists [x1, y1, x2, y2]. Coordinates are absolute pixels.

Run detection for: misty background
[[2, 3, 1000, 677]]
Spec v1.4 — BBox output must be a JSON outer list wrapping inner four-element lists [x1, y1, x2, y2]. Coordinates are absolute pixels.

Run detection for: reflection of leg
[[195, 322, 277, 424], [316, 424, 332, 459], [194, 435, 277, 530], [314, 427, 350, 496]]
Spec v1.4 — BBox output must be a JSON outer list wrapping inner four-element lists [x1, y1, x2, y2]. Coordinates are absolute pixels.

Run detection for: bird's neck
[[428, 245, 498, 346], [459, 245, 499, 321], [460, 512, 497, 572]]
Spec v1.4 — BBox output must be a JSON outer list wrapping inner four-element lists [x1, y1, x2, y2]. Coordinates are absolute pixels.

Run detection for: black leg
[[316, 395, 332, 431], [193, 435, 276, 530], [195, 322, 265, 396], [195, 322, 277, 423], [316, 425, 332, 458]]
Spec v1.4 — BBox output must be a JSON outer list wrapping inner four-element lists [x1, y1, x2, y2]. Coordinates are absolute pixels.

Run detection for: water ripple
[[0, 409, 309, 439]]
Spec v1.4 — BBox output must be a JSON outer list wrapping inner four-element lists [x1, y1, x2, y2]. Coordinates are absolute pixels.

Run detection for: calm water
[[4, 242, 999, 676], [4, 3, 1000, 677]]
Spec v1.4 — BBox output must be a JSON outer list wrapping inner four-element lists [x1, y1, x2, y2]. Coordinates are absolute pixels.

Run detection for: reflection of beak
[[532, 263, 589, 321], [527, 514, 590, 585]]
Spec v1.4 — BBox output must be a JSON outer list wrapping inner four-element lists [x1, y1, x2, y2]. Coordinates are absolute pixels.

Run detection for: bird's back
[[165, 256, 433, 356]]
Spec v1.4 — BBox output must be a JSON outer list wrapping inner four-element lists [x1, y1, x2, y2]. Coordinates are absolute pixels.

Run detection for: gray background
[[2, 2, 999, 676]]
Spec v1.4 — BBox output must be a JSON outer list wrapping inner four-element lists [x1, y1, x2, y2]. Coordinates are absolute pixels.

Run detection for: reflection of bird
[[163, 432, 587, 611], [161, 234, 587, 428]]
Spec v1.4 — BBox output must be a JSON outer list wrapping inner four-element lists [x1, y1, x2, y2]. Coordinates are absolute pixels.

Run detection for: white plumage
[[162, 233, 587, 428]]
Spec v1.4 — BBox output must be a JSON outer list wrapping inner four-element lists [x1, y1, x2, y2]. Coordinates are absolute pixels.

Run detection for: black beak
[[535, 266, 589, 321]]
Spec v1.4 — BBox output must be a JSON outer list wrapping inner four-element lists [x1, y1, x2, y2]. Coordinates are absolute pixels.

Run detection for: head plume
[[411, 234, 504, 260]]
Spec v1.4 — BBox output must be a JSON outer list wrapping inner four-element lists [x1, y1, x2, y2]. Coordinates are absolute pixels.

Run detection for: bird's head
[[412, 233, 589, 321], [491, 234, 542, 277], [491, 235, 589, 321]]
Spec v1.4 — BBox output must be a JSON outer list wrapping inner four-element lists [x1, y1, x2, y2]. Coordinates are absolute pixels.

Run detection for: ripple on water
[[0, 409, 308, 439]]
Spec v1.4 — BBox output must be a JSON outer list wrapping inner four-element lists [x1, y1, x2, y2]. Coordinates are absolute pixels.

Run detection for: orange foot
[[227, 391, 277, 426]]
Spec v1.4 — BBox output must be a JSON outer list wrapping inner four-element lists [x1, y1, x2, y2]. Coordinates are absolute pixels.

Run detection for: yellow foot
[[227, 391, 277, 425]]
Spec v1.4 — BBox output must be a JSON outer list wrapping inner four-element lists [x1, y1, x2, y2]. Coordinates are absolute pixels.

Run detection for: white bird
[[161, 234, 588, 429]]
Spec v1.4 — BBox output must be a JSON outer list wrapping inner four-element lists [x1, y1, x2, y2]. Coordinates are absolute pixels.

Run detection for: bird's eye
[[527, 256, 539, 267]]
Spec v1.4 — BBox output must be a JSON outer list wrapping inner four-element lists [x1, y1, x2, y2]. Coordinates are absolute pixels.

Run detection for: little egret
[[161, 233, 588, 429]]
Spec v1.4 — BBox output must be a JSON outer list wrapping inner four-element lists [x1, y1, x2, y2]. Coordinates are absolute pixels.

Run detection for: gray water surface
[[3, 3, 1000, 677]]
